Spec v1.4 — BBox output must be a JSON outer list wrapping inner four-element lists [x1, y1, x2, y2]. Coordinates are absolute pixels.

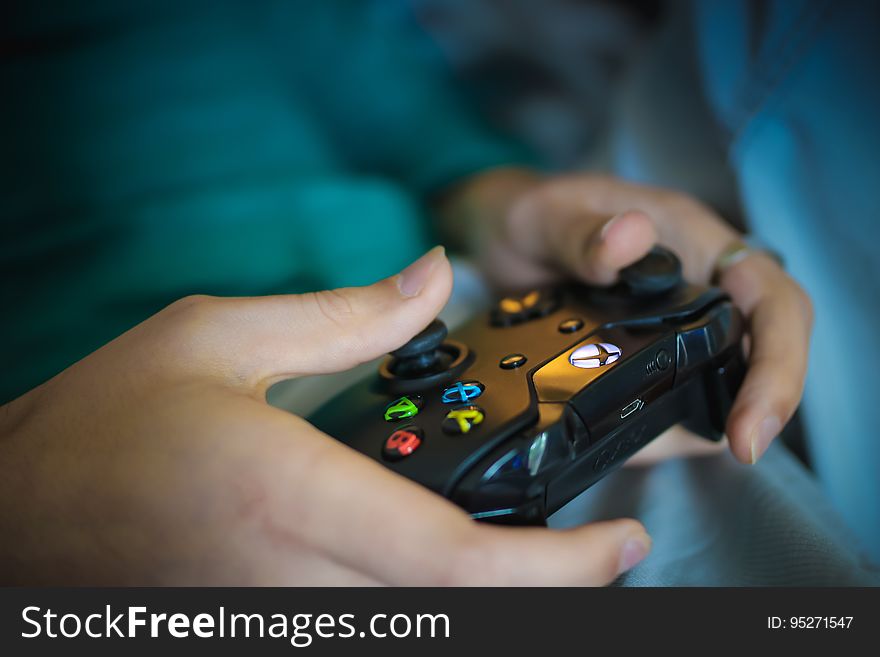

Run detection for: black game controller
[[309, 247, 746, 525]]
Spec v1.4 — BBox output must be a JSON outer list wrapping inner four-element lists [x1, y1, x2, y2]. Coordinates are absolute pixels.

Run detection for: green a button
[[384, 396, 423, 422]]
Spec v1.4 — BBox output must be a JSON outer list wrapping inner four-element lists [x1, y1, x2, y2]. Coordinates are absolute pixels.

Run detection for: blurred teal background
[[1, 0, 527, 402]]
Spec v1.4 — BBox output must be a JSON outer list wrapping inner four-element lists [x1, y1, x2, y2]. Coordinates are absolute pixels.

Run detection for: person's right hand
[[440, 170, 814, 465], [0, 247, 651, 585]]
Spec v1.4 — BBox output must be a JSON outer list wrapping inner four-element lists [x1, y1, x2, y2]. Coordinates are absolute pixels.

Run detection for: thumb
[[510, 191, 658, 286], [448, 519, 653, 586], [579, 209, 659, 285], [183, 246, 453, 388]]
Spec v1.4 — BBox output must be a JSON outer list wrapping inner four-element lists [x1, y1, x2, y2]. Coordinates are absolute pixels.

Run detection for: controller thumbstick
[[618, 246, 683, 296], [390, 319, 449, 377]]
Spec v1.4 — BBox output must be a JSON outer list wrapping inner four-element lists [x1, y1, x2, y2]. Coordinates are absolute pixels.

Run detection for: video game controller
[[309, 247, 746, 525]]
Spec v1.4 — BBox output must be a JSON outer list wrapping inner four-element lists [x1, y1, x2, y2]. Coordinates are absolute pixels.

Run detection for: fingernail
[[749, 415, 781, 464], [397, 246, 445, 297], [598, 213, 624, 242], [617, 533, 652, 575]]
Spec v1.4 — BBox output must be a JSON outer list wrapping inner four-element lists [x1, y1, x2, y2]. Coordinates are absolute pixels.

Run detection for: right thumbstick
[[618, 246, 683, 296]]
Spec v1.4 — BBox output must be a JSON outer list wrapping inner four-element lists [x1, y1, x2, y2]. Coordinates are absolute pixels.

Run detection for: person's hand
[[440, 170, 813, 465], [0, 247, 651, 585]]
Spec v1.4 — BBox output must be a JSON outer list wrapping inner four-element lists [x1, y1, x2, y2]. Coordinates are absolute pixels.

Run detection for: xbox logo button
[[569, 342, 622, 369]]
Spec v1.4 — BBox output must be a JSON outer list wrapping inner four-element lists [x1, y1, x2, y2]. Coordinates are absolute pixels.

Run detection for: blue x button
[[441, 380, 485, 404]]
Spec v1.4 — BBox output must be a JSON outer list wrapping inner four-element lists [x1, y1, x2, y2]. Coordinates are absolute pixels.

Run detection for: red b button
[[382, 426, 423, 461]]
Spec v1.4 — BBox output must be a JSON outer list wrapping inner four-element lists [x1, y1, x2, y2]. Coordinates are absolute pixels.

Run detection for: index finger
[[258, 410, 652, 586]]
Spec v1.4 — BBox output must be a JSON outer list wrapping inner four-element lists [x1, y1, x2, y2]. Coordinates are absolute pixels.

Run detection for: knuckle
[[162, 294, 223, 332], [143, 295, 230, 370], [309, 289, 355, 328], [168, 293, 213, 312], [658, 188, 685, 206], [771, 271, 812, 321], [656, 188, 694, 213], [792, 282, 814, 328]]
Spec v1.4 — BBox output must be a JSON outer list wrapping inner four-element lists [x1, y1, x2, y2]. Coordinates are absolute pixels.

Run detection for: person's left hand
[[0, 247, 653, 585], [439, 169, 813, 466]]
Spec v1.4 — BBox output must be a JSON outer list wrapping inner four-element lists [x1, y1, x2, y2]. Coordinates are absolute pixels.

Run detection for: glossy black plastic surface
[[308, 252, 746, 525]]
